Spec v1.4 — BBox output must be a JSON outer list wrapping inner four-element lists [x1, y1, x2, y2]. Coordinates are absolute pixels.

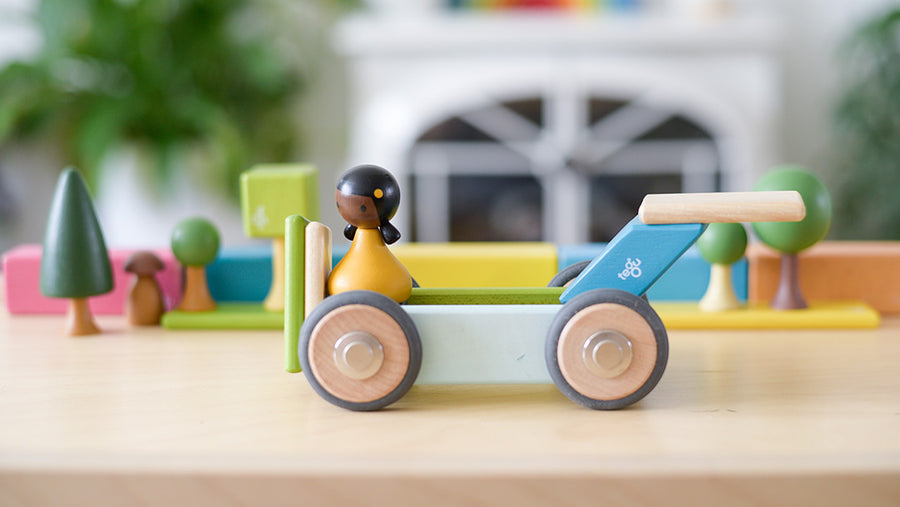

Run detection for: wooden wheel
[[547, 260, 591, 288], [299, 291, 422, 411], [546, 289, 668, 410]]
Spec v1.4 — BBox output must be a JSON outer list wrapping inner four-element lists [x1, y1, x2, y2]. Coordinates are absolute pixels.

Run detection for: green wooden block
[[240, 164, 319, 238], [161, 303, 284, 329], [284, 215, 309, 373], [406, 287, 564, 305]]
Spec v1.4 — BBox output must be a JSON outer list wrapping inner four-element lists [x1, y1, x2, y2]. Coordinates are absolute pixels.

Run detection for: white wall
[[0, 0, 896, 250], [0, 0, 38, 66], [767, 0, 897, 171]]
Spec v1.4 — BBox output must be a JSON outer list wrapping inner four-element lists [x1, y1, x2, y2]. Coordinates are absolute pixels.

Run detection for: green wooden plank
[[406, 287, 564, 306], [284, 215, 309, 372], [161, 303, 283, 329]]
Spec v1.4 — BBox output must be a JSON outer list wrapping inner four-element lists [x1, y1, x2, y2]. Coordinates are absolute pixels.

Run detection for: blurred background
[[0, 0, 898, 253]]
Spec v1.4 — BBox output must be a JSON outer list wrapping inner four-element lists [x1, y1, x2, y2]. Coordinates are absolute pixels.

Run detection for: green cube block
[[240, 164, 319, 237]]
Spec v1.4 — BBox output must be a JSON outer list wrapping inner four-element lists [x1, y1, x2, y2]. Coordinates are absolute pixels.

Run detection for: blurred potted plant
[[0, 0, 345, 200], [828, 7, 900, 239]]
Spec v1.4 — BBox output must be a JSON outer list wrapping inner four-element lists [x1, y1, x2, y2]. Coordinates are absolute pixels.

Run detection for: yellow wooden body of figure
[[327, 164, 413, 303], [328, 228, 412, 303]]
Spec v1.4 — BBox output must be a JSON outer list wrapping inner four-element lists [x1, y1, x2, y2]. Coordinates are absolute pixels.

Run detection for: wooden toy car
[[284, 191, 805, 411]]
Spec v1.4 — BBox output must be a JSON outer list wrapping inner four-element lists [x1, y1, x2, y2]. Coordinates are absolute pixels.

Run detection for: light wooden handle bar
[[638, 191, 806, 225]]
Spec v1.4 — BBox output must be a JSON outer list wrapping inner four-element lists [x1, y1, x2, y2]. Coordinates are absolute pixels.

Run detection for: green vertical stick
[[284, 215, 309, 373]]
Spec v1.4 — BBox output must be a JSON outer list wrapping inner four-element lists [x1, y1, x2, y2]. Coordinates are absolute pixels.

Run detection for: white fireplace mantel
[[334, 12, 782, 243]]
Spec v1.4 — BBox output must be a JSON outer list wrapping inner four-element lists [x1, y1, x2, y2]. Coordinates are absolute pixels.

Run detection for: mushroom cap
[[124, 251, 164, 275]]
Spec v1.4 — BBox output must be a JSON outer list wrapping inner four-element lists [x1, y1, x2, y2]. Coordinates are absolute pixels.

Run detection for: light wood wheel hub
[[308, 304, 410, 403], [557, 303, 657, 401], [333, 331, 385, 380], [582, 330, 633, 378]]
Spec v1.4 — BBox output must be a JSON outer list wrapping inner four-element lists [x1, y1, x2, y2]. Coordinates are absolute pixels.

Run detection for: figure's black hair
[[337, 164, 402, 244]]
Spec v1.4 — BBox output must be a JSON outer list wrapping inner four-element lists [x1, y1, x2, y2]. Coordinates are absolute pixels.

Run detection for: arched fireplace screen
[[407, 95, 720, 243]]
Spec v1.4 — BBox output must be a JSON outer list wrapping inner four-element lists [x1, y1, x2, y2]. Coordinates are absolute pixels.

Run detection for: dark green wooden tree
[[40, 167, 113, 335], [752, 167, 832, 310]]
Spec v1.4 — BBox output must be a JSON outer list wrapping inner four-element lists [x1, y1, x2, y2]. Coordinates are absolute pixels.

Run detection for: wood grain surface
[[1, 284, 898, 505]]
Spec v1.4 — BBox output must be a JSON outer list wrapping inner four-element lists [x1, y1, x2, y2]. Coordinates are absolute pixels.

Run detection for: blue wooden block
[[561, 218, 705, 303], [557, 243, 607, 270], [654, 253, 747, 302], [207, 245, 272, 302], [208, 235, 745, 304], [558, 244, 748, 302]]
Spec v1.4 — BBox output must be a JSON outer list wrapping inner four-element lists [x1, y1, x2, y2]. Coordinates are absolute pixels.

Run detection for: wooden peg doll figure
[[124, 251, 165, 325], [327, 165, 413, 303]]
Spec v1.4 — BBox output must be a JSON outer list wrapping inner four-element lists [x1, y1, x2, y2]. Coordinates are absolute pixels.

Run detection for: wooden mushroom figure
[[124, 251, 165, 326]]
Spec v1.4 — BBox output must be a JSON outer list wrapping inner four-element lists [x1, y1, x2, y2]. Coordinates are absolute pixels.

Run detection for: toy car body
[[284, 191, 805, 411]]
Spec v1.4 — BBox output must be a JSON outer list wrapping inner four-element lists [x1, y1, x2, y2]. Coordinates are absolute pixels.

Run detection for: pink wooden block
[[2, 244, 182, 315]]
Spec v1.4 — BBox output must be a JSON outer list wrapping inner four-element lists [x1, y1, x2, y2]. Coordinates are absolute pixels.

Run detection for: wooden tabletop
[[1, 296, 899, 505]]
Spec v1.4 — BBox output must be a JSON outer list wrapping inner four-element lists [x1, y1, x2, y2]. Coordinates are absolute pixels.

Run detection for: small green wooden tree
[[752, 167, 832, 310], [697, 223, 748, 312], [40, 167, 113, 336], [171, 217, 220, 312]]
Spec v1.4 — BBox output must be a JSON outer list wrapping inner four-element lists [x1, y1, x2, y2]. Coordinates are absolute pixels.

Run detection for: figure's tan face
[[336, 189, 380, 229]]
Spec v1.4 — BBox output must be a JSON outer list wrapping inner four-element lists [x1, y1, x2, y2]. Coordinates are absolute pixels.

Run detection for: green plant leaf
[[0, 0, 353, 198], [828, 6, 900, 239]]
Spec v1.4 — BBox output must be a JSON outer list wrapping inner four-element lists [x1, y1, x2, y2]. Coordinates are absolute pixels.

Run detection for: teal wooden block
[[206, 245, 271, 302], [207, 242, 339, 304], [558, 244, 748, 301], [561, 218, 705, 302], [405, 304, 560, 384]]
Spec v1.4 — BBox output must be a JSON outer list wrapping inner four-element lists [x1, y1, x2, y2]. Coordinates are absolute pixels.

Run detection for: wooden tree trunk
[[772, 253, 808, 310], [263, 236, 285, 312], [66, 298, 100, 336], [178, 266, 216, 312], [699, 263, 741, 312]]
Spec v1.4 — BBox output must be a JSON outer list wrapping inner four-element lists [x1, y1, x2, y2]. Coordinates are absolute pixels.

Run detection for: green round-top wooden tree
[[171, 217, 220, 312], [40, 167, 113, 336], [752, 166, 832, 310], [697, 222, 748, 312]]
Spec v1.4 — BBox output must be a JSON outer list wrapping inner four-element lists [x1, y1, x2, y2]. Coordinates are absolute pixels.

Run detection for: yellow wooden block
[[391, 242, 558, 288], [653, 301, 880, 329]]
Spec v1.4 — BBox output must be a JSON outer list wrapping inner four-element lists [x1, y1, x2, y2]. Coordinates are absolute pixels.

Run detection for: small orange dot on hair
[[374, 188, 384, 199]]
